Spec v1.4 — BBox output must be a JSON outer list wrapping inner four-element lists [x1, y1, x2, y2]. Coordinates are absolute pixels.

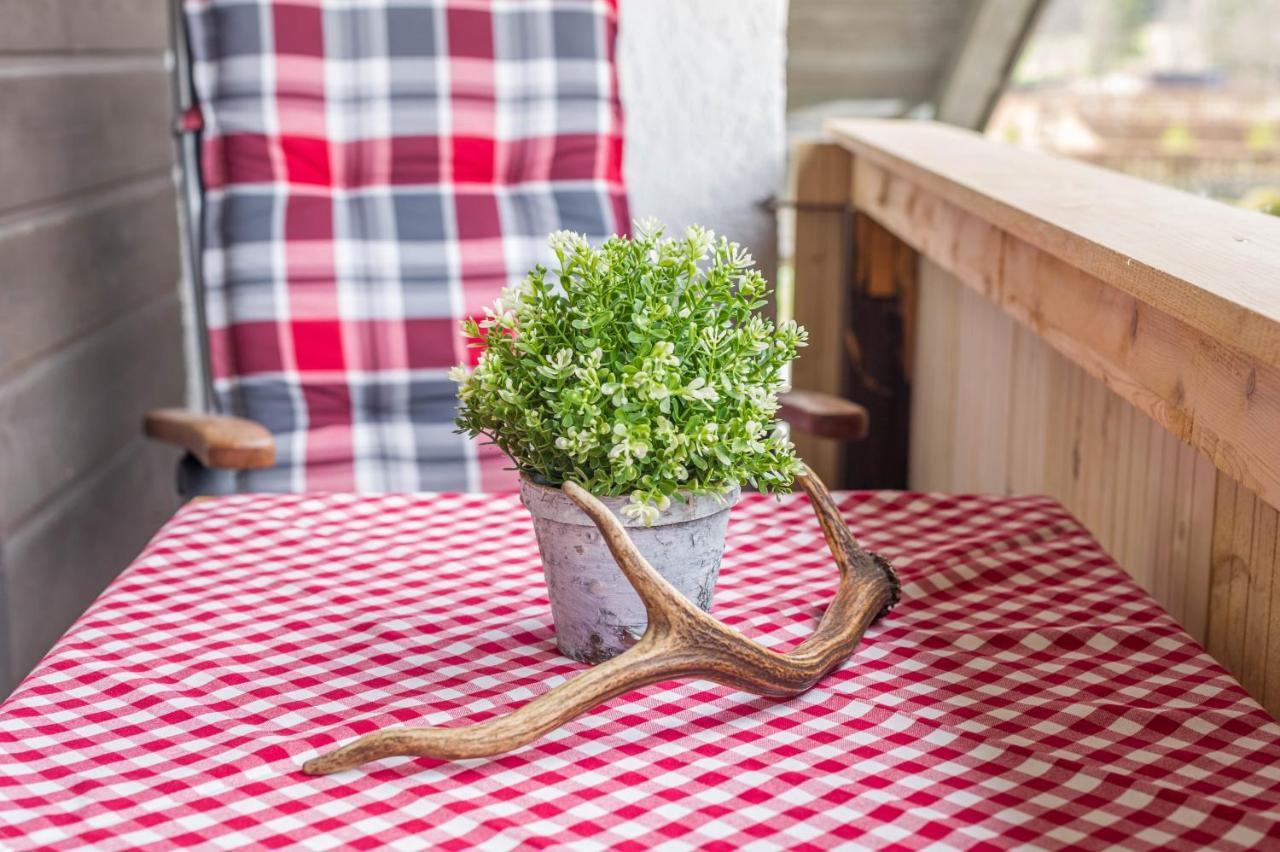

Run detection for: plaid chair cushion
[[183, 0, 629, 492]]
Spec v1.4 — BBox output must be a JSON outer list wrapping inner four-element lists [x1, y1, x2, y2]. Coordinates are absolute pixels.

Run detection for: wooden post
[[842, 215, 917, 489], [787, 142, 919, 490], [788, 142, 853, 487]]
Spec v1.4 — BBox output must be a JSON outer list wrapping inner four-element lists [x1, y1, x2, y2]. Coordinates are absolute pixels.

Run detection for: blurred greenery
[[1159, 123, 1195, 153], [1246, 121, 1278, 151], [1091, 0, 1158, 72], [1239, 187, 1280, 216]]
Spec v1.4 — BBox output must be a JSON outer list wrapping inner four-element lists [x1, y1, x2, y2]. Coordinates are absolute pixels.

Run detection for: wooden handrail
[[827, 119, 1280, 369], [824, 119, 1280, 512]]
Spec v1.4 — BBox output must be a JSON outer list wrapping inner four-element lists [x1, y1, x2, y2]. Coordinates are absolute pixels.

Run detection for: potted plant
[[450, 222, 808, 663]]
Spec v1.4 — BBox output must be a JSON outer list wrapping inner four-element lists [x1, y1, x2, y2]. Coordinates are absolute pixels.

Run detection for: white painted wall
[[618, 0, 789, 276]]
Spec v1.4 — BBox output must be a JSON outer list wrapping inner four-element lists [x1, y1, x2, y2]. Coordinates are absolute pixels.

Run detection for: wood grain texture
[[787, 0, 973, 109], [848, 152, 1280, 513], [145, 409, 275, 470], [829, 119, 1280, 370], [300, 467, 899, 774], [910, 262, 1219, 644], [1207, 477, 1280, 708], [777, 391, 869, 441], [856, 214, 916, 300], [788, 142, 853, 486], [906, 262, 960, 493]]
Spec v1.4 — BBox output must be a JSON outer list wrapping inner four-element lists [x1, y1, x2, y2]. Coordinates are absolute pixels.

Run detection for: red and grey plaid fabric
[[2, 491, 1279, 849], [183, 0, 629, 492]]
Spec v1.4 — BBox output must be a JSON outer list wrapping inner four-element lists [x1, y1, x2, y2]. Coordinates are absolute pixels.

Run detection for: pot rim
[[518, 473, 740, 528]]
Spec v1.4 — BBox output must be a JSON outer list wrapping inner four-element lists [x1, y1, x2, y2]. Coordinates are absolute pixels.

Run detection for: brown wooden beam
[[787, 142, 854, 486]]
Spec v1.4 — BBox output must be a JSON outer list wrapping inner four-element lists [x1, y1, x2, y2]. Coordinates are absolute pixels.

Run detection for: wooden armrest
[[778, 390, 870, 441], [144, 408, 275, 470]]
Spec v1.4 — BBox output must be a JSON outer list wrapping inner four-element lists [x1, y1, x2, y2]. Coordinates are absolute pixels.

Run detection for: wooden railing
[[789, 119, 1280, 716]]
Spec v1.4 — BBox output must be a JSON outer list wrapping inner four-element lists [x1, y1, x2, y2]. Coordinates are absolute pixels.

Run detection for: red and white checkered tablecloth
[[1, 492, 1279, 850]]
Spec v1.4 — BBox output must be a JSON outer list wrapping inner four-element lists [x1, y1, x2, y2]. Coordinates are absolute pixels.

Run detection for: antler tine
[[796, 465, 898, 590], [560, 480, 704, 631], [300, 637, 681, 773], [795, 465, 853, 571], [300, 468, 898, 775]]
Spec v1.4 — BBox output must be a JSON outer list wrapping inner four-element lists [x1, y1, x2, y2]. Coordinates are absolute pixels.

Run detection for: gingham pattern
[[184, 0, 629, 492], [2, 492, 1279, 850]]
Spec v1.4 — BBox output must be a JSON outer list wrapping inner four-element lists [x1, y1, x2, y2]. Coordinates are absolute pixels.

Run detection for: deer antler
[[301, 466, 898, 775]]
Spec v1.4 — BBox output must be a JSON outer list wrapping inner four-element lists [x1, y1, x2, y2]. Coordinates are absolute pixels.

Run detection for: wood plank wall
[[787, 0, 973, 110], [911, 260, 1280, 713], [911, 252, 1280, 711], [1210, 478, 1280, 712], [912, 260, 1219, 640], [0, 1, 185, 693]]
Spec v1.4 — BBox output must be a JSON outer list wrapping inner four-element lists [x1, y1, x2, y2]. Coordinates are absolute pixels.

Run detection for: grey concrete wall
[[0, 1, 185, 694]]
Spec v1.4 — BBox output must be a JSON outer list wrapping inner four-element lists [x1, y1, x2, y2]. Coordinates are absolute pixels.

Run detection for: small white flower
[[447, 365, 471, 384], [727, 241, 753, 268], [650, 341, 678, 365], [683, 377, 720, 403], [498, 280, 529, 310], [685, 224, 715, 257], [622, 499, 660, 526], [537, 348, 574, 380], [548, 229, 589, 254], [479, 308, 515, 330]]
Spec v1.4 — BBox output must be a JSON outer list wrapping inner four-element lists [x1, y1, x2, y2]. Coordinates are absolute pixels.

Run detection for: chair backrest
[[181, 0, 629, 492]]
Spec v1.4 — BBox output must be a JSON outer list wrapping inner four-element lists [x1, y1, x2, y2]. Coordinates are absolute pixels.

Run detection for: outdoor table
[[1, 490, 1279, 849]]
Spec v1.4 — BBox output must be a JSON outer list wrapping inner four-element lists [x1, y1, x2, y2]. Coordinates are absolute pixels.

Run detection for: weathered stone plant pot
[[520, 476, 740, 664]]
